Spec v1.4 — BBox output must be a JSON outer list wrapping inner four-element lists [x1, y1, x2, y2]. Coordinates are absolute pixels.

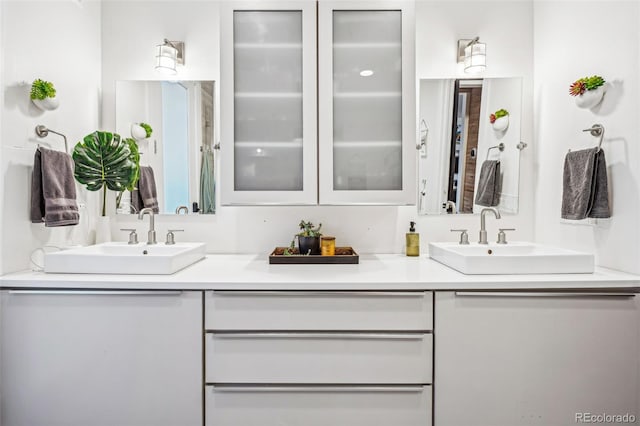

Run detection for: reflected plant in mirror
[[418, 77, 523, 215], [115, 80, 216, 215]]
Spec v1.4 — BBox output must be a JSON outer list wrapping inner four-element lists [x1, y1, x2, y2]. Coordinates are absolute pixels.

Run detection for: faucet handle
[[120, 228, 139, 245], [165, 229, 184, 245], [497, 228, 516, 244], [451, 229, 470, 245]]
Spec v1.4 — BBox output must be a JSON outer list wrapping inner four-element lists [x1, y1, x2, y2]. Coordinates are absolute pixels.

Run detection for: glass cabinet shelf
[[334, 141, 402, 148], [334, 92, 401, 99], [234, 43, 303, 49], [235, 141, 303, 148], [333, 42, 401, 49], [235, 92, 303, 99]]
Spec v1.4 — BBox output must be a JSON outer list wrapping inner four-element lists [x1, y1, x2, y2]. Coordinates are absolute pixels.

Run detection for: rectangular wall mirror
[[115, 80, 216, 215], [418, 77, 523, 215]]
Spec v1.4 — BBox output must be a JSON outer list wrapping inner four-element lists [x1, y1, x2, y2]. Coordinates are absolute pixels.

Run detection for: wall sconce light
[[155, 39, 185, 75], [457, 37, 486, 73]]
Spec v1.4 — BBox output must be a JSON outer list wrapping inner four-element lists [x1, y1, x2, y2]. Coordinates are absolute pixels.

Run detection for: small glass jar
[[321, 236, 336, 256]]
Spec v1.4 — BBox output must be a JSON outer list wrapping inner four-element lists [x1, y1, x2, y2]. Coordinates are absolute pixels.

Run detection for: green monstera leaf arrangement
[[73, 131, 140, 216]]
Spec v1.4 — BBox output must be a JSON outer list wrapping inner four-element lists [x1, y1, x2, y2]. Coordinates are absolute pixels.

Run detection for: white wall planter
[[575, 86, 605, 109], [32, 97, 59, 111], [492, 116, 509, 132], [131, 123, 147, 141]]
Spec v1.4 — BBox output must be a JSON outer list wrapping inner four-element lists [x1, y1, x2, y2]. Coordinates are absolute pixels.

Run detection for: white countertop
[[1, 254, 639, 291]]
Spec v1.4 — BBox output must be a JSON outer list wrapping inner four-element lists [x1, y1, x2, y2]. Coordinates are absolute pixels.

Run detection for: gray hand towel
[[475, 160, 501, 207], [30, 147, 79, 226], [132, 166, 159, 213], [561, 148, 610, 220]]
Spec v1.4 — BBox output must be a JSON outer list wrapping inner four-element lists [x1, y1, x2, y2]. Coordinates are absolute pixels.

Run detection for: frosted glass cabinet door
[[221, 1, 317, 204], [319, 1, 416, 204]]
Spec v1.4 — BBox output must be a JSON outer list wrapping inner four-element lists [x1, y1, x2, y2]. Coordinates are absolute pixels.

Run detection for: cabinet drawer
[[206, 385, 432, 426], [206, 332, 432, 384], [205, 291, 433, 331]]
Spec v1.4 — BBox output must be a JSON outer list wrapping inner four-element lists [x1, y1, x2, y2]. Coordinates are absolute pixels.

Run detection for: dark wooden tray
[[269, 247, 359, 264]]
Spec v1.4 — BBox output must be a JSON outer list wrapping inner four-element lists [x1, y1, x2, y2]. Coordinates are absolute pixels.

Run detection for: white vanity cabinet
[[220, 1, 416, 205], [0, 290, 202, 426], [204, 290, 433, 426], [434, 291, 640, 426]]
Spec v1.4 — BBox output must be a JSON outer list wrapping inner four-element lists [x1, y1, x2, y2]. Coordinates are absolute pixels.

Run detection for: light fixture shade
[[464, 42, 486, 73], [156, 41, 178, 75]]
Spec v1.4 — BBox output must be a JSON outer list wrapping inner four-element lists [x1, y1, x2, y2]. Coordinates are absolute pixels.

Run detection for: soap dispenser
[[406, 221, 420, 257]]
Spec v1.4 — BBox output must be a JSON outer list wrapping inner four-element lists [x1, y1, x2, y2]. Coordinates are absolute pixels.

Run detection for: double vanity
[[1, 249, 638, 426], [2, 209, 635, 426]]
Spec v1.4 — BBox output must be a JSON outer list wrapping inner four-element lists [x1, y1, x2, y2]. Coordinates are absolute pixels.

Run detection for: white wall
[[104, 0, 534, 254], [533, 1, 640, 274], [0, 1, 102, 274]]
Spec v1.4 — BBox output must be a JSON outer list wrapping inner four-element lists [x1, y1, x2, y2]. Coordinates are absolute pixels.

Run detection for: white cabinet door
[[0, 290, 202, 426], [318, 1, 416, 205], [435, 291, 640, 426], [220, 1, 317, 205]]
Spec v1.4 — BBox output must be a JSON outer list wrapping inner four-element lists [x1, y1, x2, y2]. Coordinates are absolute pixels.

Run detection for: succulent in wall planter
[[131, 122, 152, 141], [490, 109, 509, 131], [30, 78, 59, 111], [570, 75, 606, 109], [283, 220, 323, 255]]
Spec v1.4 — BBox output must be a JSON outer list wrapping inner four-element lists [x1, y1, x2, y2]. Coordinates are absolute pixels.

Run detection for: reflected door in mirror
[[447, 80, 482, 213]]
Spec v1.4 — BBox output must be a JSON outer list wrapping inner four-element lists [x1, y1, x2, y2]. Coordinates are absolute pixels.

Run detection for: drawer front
[[205, 291, 433, 331], [205, 385, 432, 426], [206, 332, 433, 384]]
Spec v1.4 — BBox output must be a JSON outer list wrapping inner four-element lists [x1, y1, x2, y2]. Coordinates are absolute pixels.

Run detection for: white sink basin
[[44, 242, 206, 275], [428, 242, 594, 275]]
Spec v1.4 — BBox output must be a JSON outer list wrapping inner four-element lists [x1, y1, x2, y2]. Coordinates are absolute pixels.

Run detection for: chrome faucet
[[138, 208, 157, 245], [443, 200, 456, 214], [479, 207, 501, 244], [175, 205, 188, 214]]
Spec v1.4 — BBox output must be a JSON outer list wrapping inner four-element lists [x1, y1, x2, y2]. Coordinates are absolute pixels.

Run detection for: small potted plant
[[131, 122, 153, 141], [569, 75, 605, 109], [489, 108, 509, 131], [30, 78, 59, 111], [284, 220, 323, 255]]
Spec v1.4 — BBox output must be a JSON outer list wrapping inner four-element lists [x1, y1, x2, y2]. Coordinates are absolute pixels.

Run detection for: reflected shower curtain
[[200, 147, 215, 214]]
